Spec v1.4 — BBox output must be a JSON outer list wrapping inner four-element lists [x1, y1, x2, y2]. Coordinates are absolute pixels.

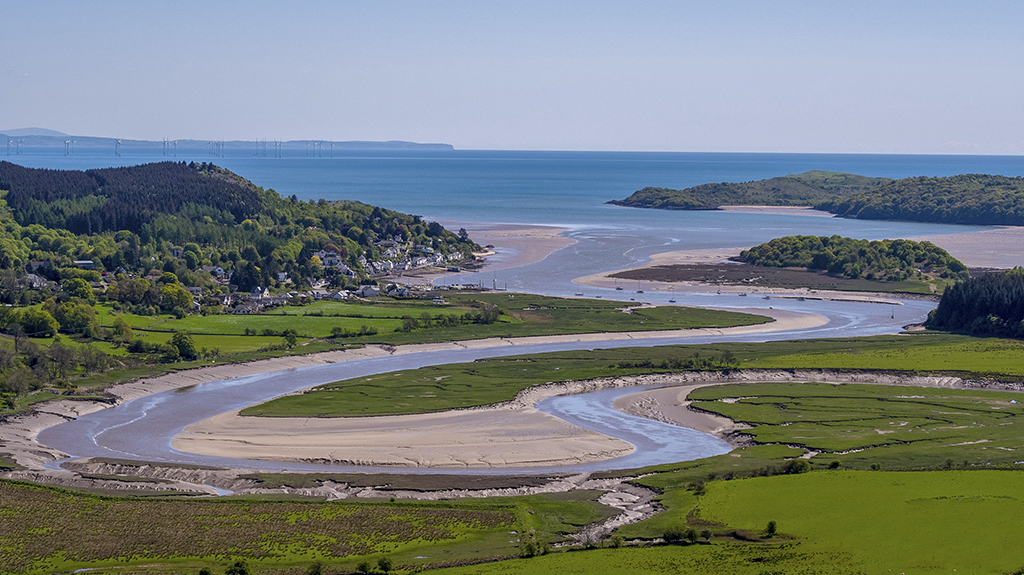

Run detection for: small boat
[[763, 295, 770, 300], [636, 290, 644, 294], [596, 295, 602, 298], [668, 298, 676, 303], [738, 293, 747, 297], [615, 286, 624, 291], [575, 292, 584, 296], [630, 297, 635, 301]]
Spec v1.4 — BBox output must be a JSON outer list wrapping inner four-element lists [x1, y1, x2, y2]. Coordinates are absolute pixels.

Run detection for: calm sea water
[[8, 149, 1024, 276], [8, 148, 1024, 227]]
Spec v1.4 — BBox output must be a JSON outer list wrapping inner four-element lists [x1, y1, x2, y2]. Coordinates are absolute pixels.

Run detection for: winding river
[[39, 291, 935, 475]]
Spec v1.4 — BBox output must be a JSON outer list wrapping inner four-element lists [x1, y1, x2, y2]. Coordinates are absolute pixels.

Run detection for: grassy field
[[245, 333, 1024, 417], [0, 479, 613, 575], [688, 381, 1024, 469], [151, 292, 768, 342], [428, 470, 1024, 575]]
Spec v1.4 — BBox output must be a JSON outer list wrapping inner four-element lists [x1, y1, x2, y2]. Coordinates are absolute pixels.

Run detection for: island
[[610, 171, 1024, 226]]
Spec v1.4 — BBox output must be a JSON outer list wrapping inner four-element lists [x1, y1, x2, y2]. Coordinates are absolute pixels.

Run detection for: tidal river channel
[[39, 294, 935, 475]]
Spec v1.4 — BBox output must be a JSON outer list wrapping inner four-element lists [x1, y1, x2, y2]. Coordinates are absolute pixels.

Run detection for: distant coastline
[[0, 129, 454, 152]]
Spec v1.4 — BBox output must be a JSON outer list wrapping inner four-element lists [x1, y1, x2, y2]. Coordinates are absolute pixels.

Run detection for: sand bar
[[173, 407, 634, 469], [910, 226, 1024, 269], [395, 222, 575, 285], [720, 206, 835, 218], [574, 247, 908, 304]]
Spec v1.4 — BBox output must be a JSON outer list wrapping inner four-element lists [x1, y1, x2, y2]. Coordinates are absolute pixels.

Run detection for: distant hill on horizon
[[0, 127, 70, 137], [0, 129, 454, 151]]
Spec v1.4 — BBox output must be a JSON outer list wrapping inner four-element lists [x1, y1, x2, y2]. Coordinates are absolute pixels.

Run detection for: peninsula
[[610, 171, 1024, 226]]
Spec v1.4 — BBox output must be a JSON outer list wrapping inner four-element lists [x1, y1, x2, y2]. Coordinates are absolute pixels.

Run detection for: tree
[[225, 560, 250, 575], [663, 526, 684, 544], [355, 562, 371, 574], [111, 315, 134, 345], [376, 557, 393, 574], [170, 331, 197, 360], [783, 459, 810, 474], [160, 283, 192, 313], [282, 329, 297, 348], [183, 251, 199, 270], [43, 342, 77, 382], [700, 528, 712, 543], [305, 562, 323, 575], [63, 277, 94, 301], [109, 277, 151, 305], [19, 308, 59, 338], [78, 344, 110, 372], [765, 520, 777, 538]]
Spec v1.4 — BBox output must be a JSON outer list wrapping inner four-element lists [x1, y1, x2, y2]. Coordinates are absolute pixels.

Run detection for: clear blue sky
[[3, 0, 1022, 154]]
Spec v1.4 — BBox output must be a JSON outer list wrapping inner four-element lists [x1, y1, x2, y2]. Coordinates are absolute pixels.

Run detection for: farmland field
[[428, 471, 1024, 575], [0, 480, 611, 575]]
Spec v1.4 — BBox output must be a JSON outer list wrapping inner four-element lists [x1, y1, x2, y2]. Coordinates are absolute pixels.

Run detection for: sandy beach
[[574, 248, 909, 304], [395, 222, 575, 285], [720, 206, 835, 218], [911, 226, 1024, 268]]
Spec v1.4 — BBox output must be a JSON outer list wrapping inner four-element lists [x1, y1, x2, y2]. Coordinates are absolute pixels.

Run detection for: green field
[[245, 333, 1024, 417], [0, 480, 612, 575], [152, 293, 768, 342], [688, 381, 1024, 469], [429, 471, 1024, 575]]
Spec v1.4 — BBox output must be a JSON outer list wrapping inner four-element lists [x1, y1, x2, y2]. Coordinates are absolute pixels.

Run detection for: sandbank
[[909, 226, 1024, 269], [575, 248, 908, 304], [395, 222, 575, 285], [720, 205, 834, 218], [173, 407, 634, 468]]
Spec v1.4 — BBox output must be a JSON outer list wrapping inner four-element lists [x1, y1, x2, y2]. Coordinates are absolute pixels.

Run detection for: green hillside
[[607, 170, 890, 210], [817, 173, 1024, 225]]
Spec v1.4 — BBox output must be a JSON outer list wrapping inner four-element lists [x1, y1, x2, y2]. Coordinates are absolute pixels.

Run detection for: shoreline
[[394, 222, 576, 285]]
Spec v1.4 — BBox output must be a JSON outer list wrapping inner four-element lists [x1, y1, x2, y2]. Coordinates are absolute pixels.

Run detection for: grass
[[428, 471, 1024, 575], [245, 333, 1024, 418], [0, 479, 613, 575], [138, 292, 768, 343], [688, 381, 1024, 470]]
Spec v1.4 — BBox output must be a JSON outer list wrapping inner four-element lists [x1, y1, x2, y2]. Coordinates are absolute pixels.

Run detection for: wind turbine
[[64, 139, 71, 156], [115, 139, 122, 157]]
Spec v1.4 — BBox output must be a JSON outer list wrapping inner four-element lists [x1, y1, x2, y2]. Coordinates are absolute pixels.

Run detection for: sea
[[7, 147, 1024, 282]]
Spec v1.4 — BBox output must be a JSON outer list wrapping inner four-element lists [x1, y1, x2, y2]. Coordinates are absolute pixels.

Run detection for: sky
[[2, 0, 1023, 154]]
